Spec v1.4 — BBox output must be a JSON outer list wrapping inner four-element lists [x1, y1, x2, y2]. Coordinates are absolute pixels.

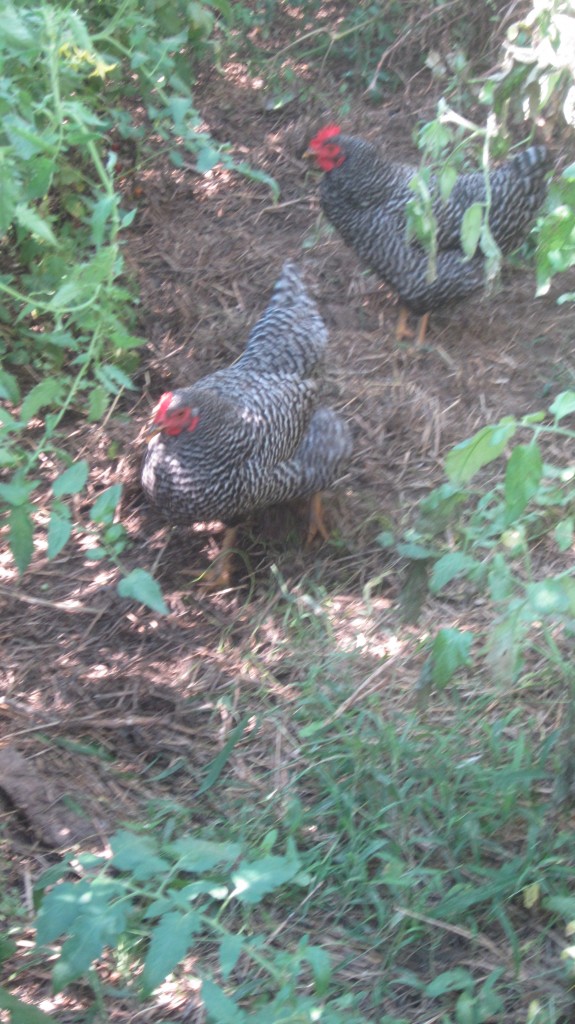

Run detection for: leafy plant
[[32, 828, 363, 1021], [0, 2, 276, 611], [379, 391, 575, 688]]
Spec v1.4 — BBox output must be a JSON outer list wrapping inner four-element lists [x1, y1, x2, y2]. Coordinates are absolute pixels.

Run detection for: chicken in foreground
[[141, 261, 352, 587], [305, 125, 551, 342]]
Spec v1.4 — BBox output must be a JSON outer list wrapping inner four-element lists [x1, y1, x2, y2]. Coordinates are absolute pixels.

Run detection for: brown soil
[[1, 44, 574, 1024]]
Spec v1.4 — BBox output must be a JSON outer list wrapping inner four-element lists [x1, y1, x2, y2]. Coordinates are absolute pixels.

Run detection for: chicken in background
[[305, 125, 552, 343]]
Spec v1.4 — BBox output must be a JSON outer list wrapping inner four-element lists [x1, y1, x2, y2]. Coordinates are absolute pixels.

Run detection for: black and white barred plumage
[[307, 127, 551, 315], [141, 262, 352, 526]]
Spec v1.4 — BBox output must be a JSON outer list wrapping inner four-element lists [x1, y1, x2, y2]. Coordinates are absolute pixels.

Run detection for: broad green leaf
[[549, 390, 575, 422], [219, 933, 244, 980], [95, 363, 135, 393], [426, 967, 473, 997], [110, 830, 171, 879], [90, 195, 117, 247], [460, 202, 483, 258], [232, 852, 302, 904], [431, 628, 473, 688], [168, 837, 242, 873], [117, 568, 168, 615], [429, 551, 480, 592], [201, 979, 245, 1024], [53, 459, 89, 497], [0, 986, 58, 1023], [88, 385, 109, 422], [9, 504, 34, 573], [141, 911, 200, 996], [303, 945, 331, 996], [0, 477, 38, 506], [445, 419, 517, 484], [20, 379, 63, 423], [14, 204, 58, 247], [0, 368, 20, 403], [439, 164, 458, 202], [36, 880, 92, 944], [196, 145, 221, 173], [47, 504, 72, 559], [53, 897, 127, 993], [525, 578, 575, 618], [504, 443, 542, 524], [89, 484, 122, 524], [554, 517, 573, 551], [416, 482, 468, 534], [2, 6, 33, 46]]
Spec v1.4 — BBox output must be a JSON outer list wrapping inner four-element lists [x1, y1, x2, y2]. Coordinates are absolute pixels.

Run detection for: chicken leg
[[306, 492, 331, 546], [201, 526, 238, 590]]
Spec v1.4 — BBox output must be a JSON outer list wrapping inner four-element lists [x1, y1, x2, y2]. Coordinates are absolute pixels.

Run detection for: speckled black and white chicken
[[141, 261, 352, 586], [305, 125, 551, 342]]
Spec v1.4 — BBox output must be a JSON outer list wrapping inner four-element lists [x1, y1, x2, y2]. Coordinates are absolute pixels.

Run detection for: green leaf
[[431, 628, 473, 688], [53, 459, 89, 497], [0, 986, 59, 1023], [504, 443, 542, 525], [47, 504, 72, 559], [426, 967, 473, 997], [87, 385, 109, 422], [219, 933, 244, 981], [90, 195, 118, 247], [168, 837, 242, 873], [0, 369, 21, 403], [117, 568, 168, 615], [89, 484, 122, 524], [201, 979, 245, 1024], [95, 363, 135, 393], [36, 880, 92, 944], [525, 578, 575, 618], [141, 911, 200, 996], [0, 476, 38, 506], [549, 390, 575, 421], [429, 551, 480, 592], [53, 894, 127, 993], [554, 517, 573, 552], [460, 202, 483, 258], [9, 504, 34, 573], [445, 419, 517, 484], [20, 379, 63, 423], [14, 203, 59, 246], [197, 714, 250, 795], [110, 830, 171, 880], [303, 944, 331, 996], [439, 164, 458, 202], [232, 852, 302, 904]]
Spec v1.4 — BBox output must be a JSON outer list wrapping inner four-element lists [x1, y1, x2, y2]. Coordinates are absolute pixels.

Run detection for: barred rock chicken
[[305, 125, 551, 342], [142, 262, 352, 587]]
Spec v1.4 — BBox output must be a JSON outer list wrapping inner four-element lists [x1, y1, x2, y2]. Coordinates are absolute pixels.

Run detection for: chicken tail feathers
[[239, 261, 328, 378]]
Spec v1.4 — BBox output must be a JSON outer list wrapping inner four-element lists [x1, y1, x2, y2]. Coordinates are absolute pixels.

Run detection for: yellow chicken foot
[[395, 305, 414, 340], [415, 311, 430, 345], [395, 307, 430, 344], [306, 492, 331, 547], [200, 526, 238, 590]]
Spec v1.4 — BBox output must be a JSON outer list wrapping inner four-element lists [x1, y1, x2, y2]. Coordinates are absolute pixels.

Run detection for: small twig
[[365, 0, 460, 93], [0, 583, 102, 615]]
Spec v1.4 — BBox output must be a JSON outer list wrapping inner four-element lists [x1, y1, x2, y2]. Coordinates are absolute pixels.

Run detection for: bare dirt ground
[[1, 44, 574, 1022]]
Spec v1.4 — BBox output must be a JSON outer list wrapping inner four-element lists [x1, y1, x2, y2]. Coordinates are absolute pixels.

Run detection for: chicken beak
[[144, 424, 161, 442], [302, 147, 314, 161]]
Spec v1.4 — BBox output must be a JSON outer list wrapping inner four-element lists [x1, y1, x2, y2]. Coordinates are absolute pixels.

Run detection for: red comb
[[152, 391, 173, 423], [310, 124, 341, 149]]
